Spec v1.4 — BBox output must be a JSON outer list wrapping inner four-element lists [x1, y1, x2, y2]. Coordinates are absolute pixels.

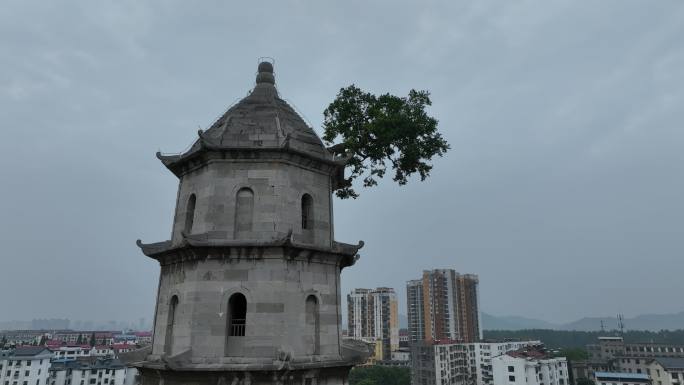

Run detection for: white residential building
[[410, 341, 541, 385], [0, 347, 53, 385], [492, 345, 569, 385], [48, 358, 127, 385], [467, 341, 542, 385]]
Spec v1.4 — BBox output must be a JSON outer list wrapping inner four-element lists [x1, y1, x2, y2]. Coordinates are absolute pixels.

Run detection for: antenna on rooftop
[[617, 314, 625, 335], [600, 320, 605, 333]]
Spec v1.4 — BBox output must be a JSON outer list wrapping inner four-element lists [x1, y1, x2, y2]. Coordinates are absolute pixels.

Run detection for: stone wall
[[150, 250, 344, 363], [170, 160, 333, 249]]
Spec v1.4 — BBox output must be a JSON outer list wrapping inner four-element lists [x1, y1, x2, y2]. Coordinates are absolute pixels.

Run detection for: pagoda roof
[[157, 61, 348, 177]]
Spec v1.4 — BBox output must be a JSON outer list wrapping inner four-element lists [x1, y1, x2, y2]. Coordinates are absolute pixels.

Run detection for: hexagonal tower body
[[135, 62, 368, 385]]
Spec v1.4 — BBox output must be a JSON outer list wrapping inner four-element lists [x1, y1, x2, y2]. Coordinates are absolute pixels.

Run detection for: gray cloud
[[1, 0, 682, 325]]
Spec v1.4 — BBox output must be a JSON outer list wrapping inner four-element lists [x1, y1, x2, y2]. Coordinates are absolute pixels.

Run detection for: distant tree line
[[484, 329, 684, 349], [349, 366, 410, 385]]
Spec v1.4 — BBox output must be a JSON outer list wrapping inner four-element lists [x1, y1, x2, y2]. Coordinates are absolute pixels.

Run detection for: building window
[[301, 194, 313, 230], [235, 188, 254, 235], [228, 293, 247, 337], [306, 295, 320, 355], [509, 376, 515, 382], [164, 295, 179, 355], [508, 366, 515, 373], [184, 194, 196, 235]]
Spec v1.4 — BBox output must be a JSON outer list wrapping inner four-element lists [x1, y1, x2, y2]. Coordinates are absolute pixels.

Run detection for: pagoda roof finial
[[256, 60, 275, 85]]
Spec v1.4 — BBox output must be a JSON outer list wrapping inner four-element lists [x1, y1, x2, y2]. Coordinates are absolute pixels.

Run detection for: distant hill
[[561, 312, 684, 331], [482, 312, 558, 330], [482, 311, 684, 332]]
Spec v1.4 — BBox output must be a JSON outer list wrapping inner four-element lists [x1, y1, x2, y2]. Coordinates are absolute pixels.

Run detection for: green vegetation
[[484, 329, 684, 349], [323, 85, 449, 199], [348, 366, 410, 385], [553, 348, 589, 361]]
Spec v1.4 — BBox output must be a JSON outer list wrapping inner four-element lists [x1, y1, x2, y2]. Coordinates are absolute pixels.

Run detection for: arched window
[[165, 295, 178, 355], [184, 194, 196, 235], [301, 194, 313, 230], [235, 188, 254, 236], [305, 295, 320, 355], [228, 293, 247, 337]]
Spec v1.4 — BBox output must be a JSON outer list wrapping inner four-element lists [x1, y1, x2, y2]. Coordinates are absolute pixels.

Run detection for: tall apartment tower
[[135, 62, 367, 385], [406, 269, 481, 344], [347, 288, 399, 360]]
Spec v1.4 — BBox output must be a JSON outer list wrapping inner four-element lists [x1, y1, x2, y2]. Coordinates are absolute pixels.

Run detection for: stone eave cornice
[[133, 357, 361, 372], [156, 131, 349, 178], [136, 231, 363, 268]]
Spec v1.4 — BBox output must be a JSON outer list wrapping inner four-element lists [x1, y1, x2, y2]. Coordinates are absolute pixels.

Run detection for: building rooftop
[[653, 357, 684, 370], [507, 345, 555, 360], [12, 346, 52, 357], [50, 358, 126, 371], [595, 372, 650, 381]]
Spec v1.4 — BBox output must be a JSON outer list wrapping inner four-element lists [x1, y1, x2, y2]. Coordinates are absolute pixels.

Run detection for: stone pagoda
[[135, 61, 367, 385]]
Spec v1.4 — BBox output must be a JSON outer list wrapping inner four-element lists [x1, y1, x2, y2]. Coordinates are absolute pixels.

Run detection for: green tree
[[349, 366, 410, 385], [555, 348, 589, 361], [323, 85, 449, 199], [90, 333, 96, 347], [76, 334, 83, 345], [38, 335, 47, 346]]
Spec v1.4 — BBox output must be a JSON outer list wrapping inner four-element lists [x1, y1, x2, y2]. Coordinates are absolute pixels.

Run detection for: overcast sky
[[1, 1, 683, 326]]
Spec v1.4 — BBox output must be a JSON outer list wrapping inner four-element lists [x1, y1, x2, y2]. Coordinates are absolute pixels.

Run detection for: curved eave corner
[[136, 239, 173, 257]]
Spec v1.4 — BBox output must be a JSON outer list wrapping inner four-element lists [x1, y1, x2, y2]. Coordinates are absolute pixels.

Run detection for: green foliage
[[90, 333, 96, 347], [38, 336, 47, 346], [348, 366, 410, 385], [76, 334, 83, 344], [554, 348, 589, 361], [323, 85, 449, 199], [483, 329, 684, 349]]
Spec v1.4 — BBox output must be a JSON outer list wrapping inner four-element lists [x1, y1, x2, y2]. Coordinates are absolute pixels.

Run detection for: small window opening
[[228, 293, 247, 337], [235, 188, 254, 236], [301, 194, 313, 230], [306, 295, 320, 355], [164, 295, 178, 355], [184, 194, 196, 235]]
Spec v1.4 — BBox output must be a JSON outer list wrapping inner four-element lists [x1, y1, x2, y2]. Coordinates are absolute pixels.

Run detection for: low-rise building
[[0, 346, 53, 385], [588, 337, 684, 362], [570, 360, 615, 383], [410, 341, 542, 385], [48, 358, 127, 385], [577, 336, 684, 384], [468, 341, 542, 385], [49, 345, 92, 361], [614, 357, 684, 385], [594, 372, 651, 385], [0, 331, 47, 346], [492, 345, 569, 385]]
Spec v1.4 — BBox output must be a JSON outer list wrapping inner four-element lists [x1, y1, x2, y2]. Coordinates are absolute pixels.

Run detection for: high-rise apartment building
[[407, 269, 481, 344], [347, 287, 399, 360]]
